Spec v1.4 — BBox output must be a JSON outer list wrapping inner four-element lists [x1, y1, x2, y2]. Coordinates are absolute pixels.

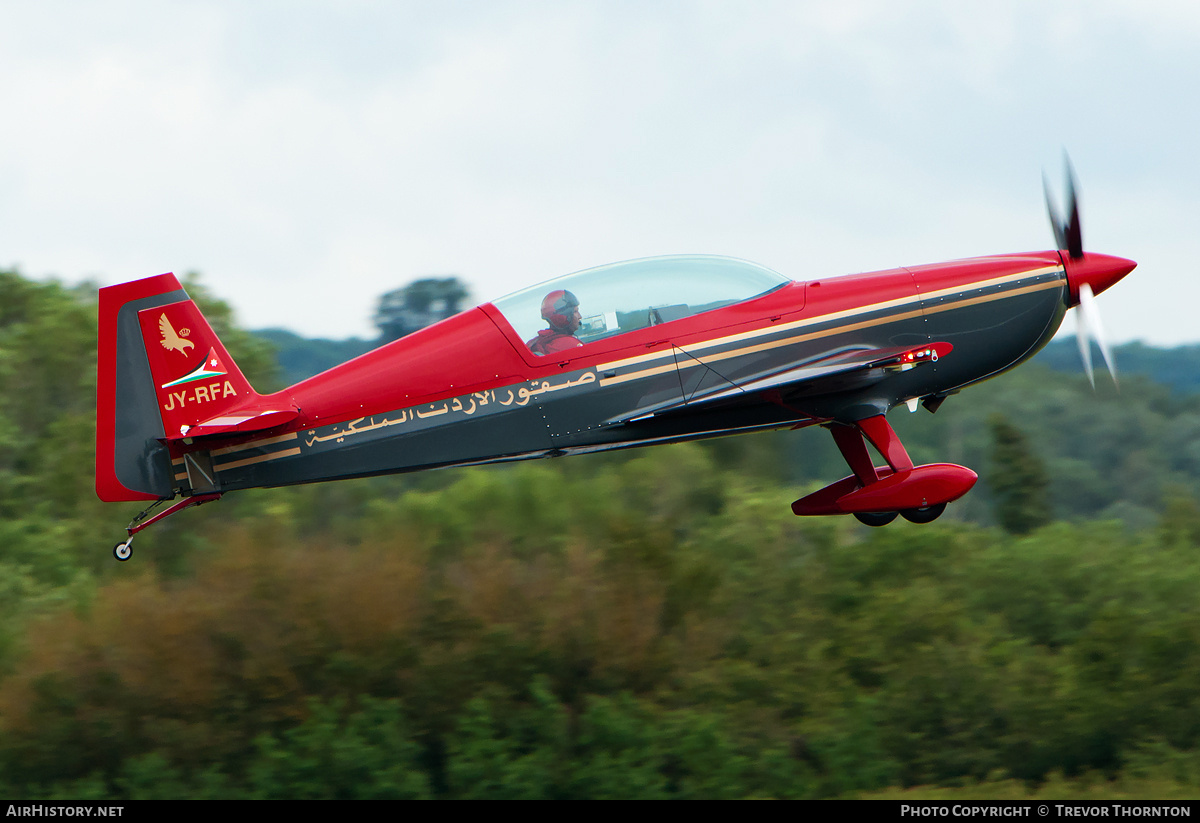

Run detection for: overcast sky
[[1, 1, 1196, 344]]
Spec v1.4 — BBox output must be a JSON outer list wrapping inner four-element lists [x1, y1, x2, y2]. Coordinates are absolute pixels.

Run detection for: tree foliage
[[2, 268, 1200, 797], [988, 413, 1052, 534], [373, 277, 470, 343]]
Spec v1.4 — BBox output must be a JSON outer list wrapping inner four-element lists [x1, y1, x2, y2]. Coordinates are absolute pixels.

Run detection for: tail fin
[[96, 273, 265, 502]]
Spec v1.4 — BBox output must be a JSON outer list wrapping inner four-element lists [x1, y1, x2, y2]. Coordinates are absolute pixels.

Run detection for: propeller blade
[[1076, 295, 1095, 388], [1063, 158, 1083, 259], [1044, 172, 1067, 251], [1049, 156, 1119, 387], [1080, 283, 1113, 386], [1044, 156, 1083, 259]]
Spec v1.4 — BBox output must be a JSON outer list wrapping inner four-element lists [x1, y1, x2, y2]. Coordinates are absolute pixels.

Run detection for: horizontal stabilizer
[[176, 407, 300, 439]]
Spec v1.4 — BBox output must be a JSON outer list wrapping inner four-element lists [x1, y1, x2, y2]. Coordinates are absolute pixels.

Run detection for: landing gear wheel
[[854, 511, 898, 527], [901, 503, 947, 524], [113, 541, 132, 562]]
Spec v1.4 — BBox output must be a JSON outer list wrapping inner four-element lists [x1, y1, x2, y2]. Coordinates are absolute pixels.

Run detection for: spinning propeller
[[1075, 280, 1115, 389], [1044, 159, 1135, 388]]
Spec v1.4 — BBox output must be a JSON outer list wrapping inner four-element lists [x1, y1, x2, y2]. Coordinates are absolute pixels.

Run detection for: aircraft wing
[[612, 342, 952, 424]]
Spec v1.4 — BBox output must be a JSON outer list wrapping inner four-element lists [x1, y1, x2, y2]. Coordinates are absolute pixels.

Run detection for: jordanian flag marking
[[161, 348, 228, 389]]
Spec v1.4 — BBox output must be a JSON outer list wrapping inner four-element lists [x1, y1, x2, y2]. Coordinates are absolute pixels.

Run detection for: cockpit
[[492, 255, 791, 354]]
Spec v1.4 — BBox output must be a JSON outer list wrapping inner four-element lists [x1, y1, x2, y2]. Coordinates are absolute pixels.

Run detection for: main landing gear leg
[[791, 415, 977, 525], [112, 493, 222, 561], [832, 416, 921, 527], [853, 419, 947, 523]]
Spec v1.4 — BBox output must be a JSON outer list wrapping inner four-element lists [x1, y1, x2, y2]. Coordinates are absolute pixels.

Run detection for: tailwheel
[[113, 540, 133, 562], [109, 492, 222, 562], [854, 511, 898, 527], [901, 503, 946, 524]]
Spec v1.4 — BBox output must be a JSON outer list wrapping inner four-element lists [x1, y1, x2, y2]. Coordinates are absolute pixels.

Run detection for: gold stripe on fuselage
[[172, 431, 301, 481], [211, 431, 299, 457], [216, 447, 303, 472], [597, 266, 1063, 387]]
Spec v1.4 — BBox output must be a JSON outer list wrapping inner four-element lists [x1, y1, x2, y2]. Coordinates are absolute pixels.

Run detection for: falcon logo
[[159, 313, 194, 355]]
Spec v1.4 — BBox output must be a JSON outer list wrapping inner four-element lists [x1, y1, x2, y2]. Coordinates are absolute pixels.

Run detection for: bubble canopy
[[492, 255, 791, 351]]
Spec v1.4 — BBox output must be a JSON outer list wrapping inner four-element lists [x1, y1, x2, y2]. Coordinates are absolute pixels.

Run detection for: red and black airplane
[[96, 168, 1135, 559]]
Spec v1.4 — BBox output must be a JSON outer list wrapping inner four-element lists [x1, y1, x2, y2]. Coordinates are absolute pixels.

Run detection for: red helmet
[[540, 289, 579, 330]]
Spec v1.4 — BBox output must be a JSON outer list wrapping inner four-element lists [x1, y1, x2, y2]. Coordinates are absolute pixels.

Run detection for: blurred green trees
[[988, 414, 1052, 534], [4, 465, 1200, 797], [2, 268, 1200, 798]]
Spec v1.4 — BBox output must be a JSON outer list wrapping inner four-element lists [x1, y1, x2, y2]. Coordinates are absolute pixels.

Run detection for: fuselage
[[167, 250, 1078, 495]]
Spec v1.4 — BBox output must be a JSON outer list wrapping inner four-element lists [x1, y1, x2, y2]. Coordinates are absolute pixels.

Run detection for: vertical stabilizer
[[135, 297, 258, 438], [96, 274, 261, 502]]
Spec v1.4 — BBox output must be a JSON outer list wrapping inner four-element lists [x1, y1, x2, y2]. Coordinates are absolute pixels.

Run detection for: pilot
[[526, 289, 584, 356]]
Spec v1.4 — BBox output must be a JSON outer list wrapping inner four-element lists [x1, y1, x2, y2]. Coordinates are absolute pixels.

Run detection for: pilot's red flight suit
[[526, 328, 583, 356]]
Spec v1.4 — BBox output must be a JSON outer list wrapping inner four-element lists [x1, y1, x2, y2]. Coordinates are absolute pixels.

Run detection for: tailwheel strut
[[112, 493, 222, 562], [792, 414, 976, 523]]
